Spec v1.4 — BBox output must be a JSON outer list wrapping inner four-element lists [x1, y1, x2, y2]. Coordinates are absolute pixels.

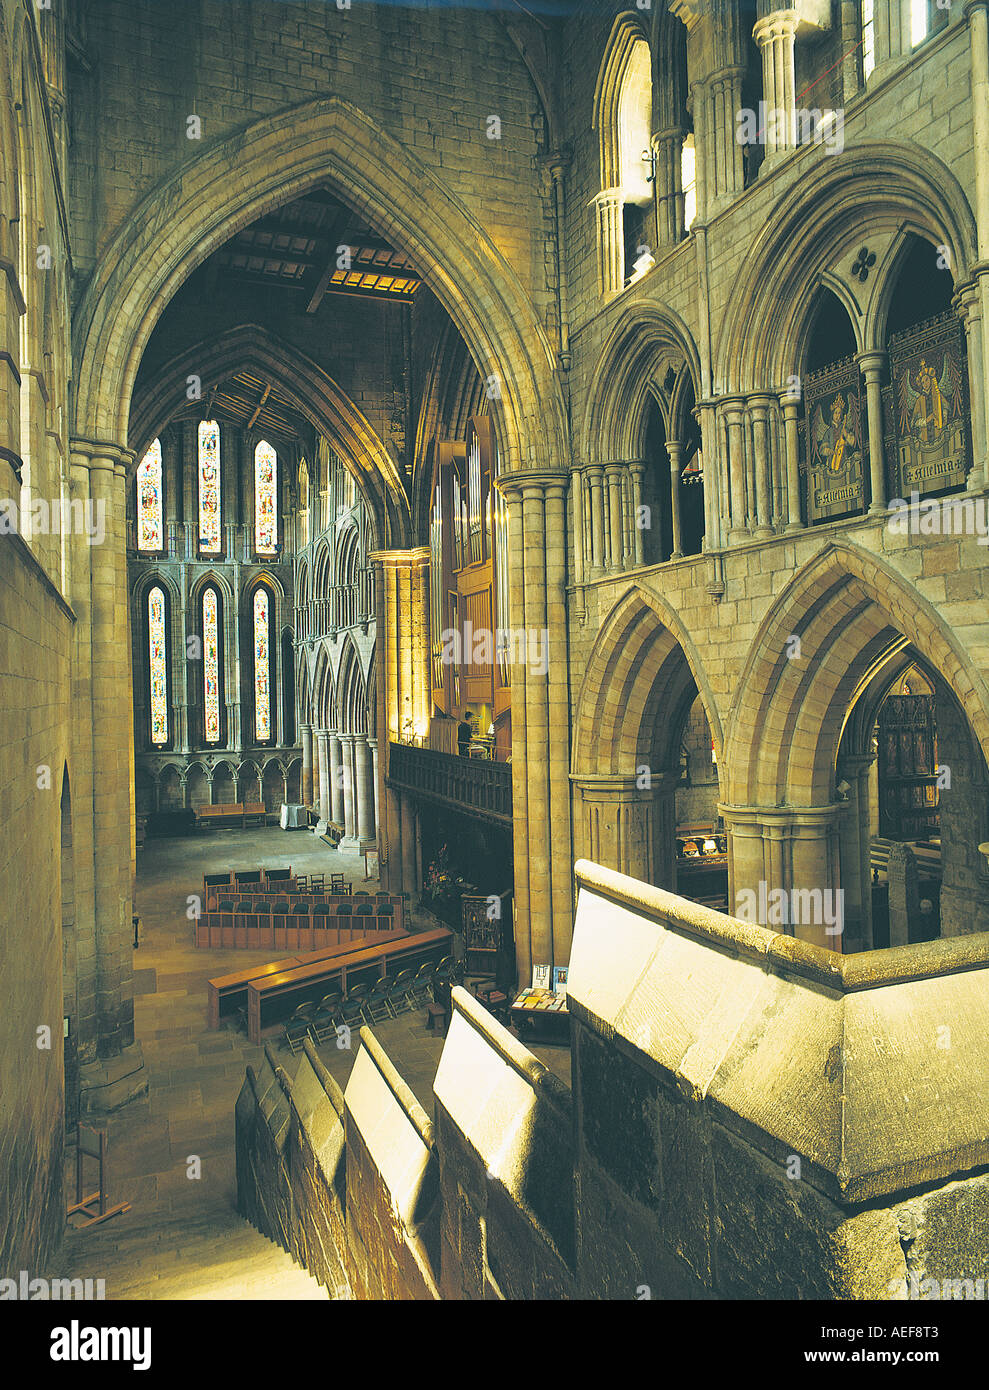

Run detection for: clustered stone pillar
[[300, 724, 313, 807], [69, 438, 146, 1112], [721, 803, 843, 952], [594, 188, 625, 296], [496, 470, 573, 982], [722, 398, 749, 542], [329, 732, 344, 826], [753, 10, 800, 167], [371, 549, 432, 896], [354, 733, 375, 849], [316, 729, 331, 827], [652, 128, 686, 247]]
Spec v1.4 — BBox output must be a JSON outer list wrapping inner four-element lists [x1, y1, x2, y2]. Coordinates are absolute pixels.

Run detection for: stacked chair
[[281, 954, 464, 1052]]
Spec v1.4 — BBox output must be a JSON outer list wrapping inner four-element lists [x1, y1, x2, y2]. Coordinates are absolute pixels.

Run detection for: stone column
[[652, 129, 685, 247], [666, 442, 684, 558], [594, 188, 625, 296], [585, 464, 606, 577], [837, 753, 876, 951], [354, 733, 375, 849], [497, 469, 573, 980], [605, 463, 625, 571], [721, 803, 843, 950], [723, 398, 749, 542], [300, 723, 314, 807], [70, 440, 145, 1112], [328, 731, 344, 825], [369, 548, 431, 890], [955, 281, 987, 489], [706, 68, 745, 204], [316, 729, 331, 826], [340, 732, 358, 846], [780, 392, 803, 530], [753, 11, 800, 167], [749, 394, 775, 537], [857, 350, 888, 512], [368, 736, 379, 840], [694, 400, 720, 550], [628, 462, 646, 565]]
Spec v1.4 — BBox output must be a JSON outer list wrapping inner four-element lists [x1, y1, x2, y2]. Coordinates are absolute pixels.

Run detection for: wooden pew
[[195, 898, 402, 949], [246, 927, 452, 1043], [207, 930, 407, 1029]]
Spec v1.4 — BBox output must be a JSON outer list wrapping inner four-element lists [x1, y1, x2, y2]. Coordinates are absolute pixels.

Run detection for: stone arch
[[716, 143, 978, 393], [726, 541, 989, 809], [592, 12, 652, 193], [574, 585, 723, 777], [72, 96, 565, 485], [128, 325, 406, 549], [581, 302, 703, 463], [572, 585, 721, 888]]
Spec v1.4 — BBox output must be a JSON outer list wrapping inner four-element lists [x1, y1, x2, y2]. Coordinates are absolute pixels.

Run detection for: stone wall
[[0, 532, 73, 1277], [343, 1029, 441, 1300], [433, 989, 575, 1300]]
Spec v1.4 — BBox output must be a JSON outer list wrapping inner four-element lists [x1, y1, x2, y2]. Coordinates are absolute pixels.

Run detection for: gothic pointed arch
[[716, 142, 977, 393], [725, 541, 989, 808], [73, 96, 566, 493], [128, 325, 406, 550]]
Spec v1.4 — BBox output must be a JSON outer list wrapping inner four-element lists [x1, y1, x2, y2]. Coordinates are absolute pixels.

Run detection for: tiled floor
[[59, 826, 570, 1299]]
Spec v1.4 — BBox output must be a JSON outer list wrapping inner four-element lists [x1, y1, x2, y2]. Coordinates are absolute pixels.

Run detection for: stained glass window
[[198, 420, 221, 552], [203, 587, 221, 745], [254, 587, 271, 742], [148, 586, 168, 746], [137, 439, 163, 551], [255, 441, 278, 553]]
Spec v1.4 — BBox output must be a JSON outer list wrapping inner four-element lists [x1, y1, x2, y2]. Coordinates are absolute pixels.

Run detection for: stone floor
[[59, 825, 570, 1299]]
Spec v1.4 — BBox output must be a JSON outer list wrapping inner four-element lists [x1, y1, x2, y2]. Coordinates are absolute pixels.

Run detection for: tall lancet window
[[198, 420, 221, 553], [253, 587, 272, 742], [203, 586, 221, 745], [254, 441, 278, 554], [137, 439, 163, 552], [148, 585, 168, 746]]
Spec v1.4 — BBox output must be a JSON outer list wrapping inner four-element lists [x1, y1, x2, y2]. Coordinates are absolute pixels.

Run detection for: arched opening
[[800, 287, 864, 526], [726, 543, 989, 950], [573, 589, 724, 905]]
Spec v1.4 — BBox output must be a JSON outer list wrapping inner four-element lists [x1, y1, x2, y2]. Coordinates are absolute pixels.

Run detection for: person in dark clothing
[[457, 710, 474, 756]]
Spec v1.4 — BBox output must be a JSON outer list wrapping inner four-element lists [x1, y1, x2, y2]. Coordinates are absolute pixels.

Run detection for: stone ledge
[[569, 861, 989, 1204]]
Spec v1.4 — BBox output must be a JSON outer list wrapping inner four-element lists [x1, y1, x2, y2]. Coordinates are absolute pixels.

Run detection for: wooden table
[[510, 988, 570, 1042]]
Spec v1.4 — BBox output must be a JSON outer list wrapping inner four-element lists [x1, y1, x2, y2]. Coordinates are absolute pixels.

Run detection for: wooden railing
[[387, 743, 512, 826]]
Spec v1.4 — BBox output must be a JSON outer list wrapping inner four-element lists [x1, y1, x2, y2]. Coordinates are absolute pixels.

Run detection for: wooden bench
[[196, 801, 268, 828], [207, 930, 406, 1029], [246, 927, 452, 1042]]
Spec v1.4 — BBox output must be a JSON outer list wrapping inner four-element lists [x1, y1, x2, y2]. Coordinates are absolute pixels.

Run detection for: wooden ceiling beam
[[246, 383, 272, 429]]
